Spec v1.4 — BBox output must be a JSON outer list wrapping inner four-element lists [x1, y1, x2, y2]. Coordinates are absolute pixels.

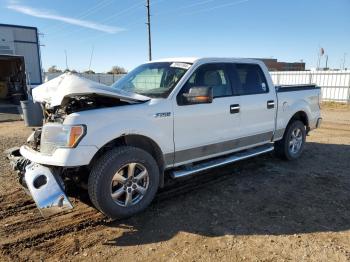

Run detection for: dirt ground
[[0, 104, 349, 262]]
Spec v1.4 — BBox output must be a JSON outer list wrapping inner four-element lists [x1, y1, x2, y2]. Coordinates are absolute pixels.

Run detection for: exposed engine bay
[[43, 94, 130, 123], [29, 72, 150, 123]]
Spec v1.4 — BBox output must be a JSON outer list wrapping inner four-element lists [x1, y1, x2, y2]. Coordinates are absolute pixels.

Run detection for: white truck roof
[[152, 57, 264, 65]]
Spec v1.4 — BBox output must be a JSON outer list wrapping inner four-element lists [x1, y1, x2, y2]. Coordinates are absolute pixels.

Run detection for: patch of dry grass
[[321, 101, 350, 110]]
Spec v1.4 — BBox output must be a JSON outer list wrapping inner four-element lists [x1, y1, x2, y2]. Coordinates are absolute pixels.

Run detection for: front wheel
[[274, 120, 306, 160], [88, 146, 159, 219]]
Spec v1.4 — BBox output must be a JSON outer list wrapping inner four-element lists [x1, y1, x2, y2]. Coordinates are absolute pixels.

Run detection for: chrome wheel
[[110, 163, 149, 207], [289, 127, 303, 154]]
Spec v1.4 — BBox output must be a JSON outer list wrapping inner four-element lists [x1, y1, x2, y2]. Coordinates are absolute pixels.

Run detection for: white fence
[[270, 70, 350, 103], [43, 72, 125, 86]]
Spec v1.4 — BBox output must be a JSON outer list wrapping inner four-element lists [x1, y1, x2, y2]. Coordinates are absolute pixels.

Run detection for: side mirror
[[183, 86, 213, 105]]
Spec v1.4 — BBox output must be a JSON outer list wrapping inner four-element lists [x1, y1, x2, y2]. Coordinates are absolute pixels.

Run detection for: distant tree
[[63, 69, 78, 73], [47, 65, 62, 73], [84, 70, 95, 74], [108, 66, 127, 74]]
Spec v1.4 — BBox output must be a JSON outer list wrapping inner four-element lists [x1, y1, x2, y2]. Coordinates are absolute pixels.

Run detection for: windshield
[[111, 62, 191, 98]]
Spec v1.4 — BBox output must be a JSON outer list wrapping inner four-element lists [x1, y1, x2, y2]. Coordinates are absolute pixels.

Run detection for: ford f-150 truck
[[6, 57, 322, 219]]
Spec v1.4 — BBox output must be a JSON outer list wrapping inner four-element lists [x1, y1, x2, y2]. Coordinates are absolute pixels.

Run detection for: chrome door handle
[[267, 100, 275, 109], [230, 104, 240, 114]]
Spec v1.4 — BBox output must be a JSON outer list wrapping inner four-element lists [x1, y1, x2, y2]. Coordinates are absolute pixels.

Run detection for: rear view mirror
[[183, 86, 213, 105]]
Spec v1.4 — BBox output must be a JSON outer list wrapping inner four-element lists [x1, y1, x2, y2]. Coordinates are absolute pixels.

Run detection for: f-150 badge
[[154, 112, 171, 118]]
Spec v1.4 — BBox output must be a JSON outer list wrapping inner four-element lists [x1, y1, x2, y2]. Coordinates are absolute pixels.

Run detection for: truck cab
[[171, 58, 277, 166]]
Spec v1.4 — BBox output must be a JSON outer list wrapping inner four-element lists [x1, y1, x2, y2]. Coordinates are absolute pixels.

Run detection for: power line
[[178, 0, 249, 16], [41, 0, 115, 33], [46, 0, 170, 45], [46, 0, 144, 41], [147, 0, 249, 22], [73, 0, 248, 54], [152, 0, 217, 16], [53, 0, 250, 65]]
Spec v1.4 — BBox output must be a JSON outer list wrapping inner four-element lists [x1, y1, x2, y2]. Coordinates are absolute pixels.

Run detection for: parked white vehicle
[[7, 58, 322, 219]]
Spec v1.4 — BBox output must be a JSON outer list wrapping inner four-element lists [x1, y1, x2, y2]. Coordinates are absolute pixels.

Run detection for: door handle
[[267, 100, 275, 109], [230, 104, 240, 114]]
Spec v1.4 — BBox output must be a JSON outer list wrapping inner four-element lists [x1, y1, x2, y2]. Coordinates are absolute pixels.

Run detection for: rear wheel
[[88, 146, 159, 219], [274, 120, 306, 160]]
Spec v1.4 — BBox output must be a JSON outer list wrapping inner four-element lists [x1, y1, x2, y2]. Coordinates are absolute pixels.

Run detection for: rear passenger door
[[231, 63, 276, 143]]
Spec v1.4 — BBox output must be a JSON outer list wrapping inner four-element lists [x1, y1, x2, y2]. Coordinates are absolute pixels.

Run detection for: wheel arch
[[90, 134, 166, 187], [288, 110, 309, 132]]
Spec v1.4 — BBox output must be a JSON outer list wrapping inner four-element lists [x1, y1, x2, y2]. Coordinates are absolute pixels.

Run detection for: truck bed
[[274, 84, 321, 140]]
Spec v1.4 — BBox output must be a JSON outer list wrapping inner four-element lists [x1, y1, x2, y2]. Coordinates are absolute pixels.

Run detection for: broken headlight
[[40, 123, 86, 155]]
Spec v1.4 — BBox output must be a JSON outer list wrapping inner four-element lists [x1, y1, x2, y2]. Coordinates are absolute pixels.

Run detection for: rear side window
[[229, 64, 269, 95]]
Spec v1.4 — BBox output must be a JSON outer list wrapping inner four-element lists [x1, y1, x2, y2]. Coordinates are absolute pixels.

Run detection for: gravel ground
[[0, 104, 349, 261]]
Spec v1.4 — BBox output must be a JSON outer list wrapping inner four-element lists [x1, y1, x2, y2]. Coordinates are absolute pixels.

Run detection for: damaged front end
[[5, 147, 73, 217], [35, 72, 150, 123], [5, 73, 150, 217]]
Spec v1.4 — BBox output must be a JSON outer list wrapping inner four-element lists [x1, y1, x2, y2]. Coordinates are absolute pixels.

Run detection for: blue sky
[[1, 0, 349, 72]]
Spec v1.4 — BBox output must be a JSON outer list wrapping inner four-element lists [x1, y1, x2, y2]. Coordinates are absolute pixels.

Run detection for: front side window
[[178, 63, 232, 103], [230, 64, 269, 95], [112, 62, 190, 98]]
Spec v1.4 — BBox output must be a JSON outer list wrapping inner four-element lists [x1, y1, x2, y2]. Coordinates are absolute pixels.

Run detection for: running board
[[171, 144, 274, 179]]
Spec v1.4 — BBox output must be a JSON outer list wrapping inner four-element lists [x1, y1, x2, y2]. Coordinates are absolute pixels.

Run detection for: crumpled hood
[[32, 73, 150, 107]]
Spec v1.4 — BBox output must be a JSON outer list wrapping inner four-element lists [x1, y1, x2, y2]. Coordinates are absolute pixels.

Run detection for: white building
[[0, 23, 42, 85]]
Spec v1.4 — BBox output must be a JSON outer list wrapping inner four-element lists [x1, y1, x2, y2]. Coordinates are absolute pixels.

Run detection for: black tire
[[274, 120, 306, 160], [88, 146, 159, 219]]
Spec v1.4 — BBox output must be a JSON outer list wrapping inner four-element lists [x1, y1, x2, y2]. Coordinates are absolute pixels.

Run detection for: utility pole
[[316, 52, 321, 70], [146, 0, 152, 61]]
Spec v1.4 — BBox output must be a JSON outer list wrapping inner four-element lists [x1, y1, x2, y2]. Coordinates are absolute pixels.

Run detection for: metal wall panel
[[14, 42, 41, 84], [12, 27, 37, 42]]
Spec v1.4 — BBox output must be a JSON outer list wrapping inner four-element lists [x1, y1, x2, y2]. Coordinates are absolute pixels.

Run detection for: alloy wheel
[[110, 163, 149, 207], [289, 127, 303, 154]]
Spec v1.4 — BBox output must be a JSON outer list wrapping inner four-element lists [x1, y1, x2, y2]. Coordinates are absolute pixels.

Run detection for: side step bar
[[171, 144, 274, 179]]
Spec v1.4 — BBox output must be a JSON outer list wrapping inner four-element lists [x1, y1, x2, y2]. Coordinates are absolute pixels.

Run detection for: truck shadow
[[84, 142, 350, 246]]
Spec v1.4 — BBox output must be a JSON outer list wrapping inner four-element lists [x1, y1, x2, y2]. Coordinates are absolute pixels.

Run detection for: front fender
[[63, 103, 174, 157]]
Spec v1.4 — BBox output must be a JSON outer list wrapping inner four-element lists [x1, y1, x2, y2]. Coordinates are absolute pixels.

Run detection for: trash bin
[[20, 100, 43, 127]]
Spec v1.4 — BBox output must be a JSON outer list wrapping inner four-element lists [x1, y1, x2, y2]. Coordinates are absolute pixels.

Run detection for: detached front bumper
[[6, 147, 73, 217]]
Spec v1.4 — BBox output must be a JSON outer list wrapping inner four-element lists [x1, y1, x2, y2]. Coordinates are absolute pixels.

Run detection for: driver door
[[173, 63, 242, 165]]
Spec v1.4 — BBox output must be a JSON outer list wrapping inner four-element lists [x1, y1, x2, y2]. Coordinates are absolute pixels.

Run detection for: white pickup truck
[[7, 57, 322, 219]]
